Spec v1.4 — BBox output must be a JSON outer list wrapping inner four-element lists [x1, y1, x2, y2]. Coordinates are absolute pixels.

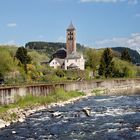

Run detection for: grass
[[0, 88, 84, 121], [92, 88, 106, 96], [15, 88, 84, 107]]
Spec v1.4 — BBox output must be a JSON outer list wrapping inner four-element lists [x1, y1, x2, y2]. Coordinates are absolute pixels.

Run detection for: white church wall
[[64, 57, 85, 70]]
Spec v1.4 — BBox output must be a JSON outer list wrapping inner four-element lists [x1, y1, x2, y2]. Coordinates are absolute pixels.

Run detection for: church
[[49, 22, 85, 70]]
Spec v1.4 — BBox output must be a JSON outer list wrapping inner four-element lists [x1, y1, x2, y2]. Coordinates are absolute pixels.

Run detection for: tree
[[121, 48, 132, 62], [0, 48, 17, 76], [85, 48, 103, 77], [113, 58, 137, 78], [15, 47, 31, 73], [98, 48, 114, 78]]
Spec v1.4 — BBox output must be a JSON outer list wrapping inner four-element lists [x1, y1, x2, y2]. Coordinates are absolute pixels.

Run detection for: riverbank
[[1, 78, 140, 129], [1, 78, 140, 105], [0, 89, 86, 129]]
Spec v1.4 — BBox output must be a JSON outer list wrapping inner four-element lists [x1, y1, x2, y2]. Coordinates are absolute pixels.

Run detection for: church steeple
[[66, 22, 76, 54], [67, 21, 75, 30]]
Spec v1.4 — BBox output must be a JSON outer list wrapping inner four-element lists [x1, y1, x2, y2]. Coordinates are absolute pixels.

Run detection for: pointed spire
[[67, 21, 75, 30]]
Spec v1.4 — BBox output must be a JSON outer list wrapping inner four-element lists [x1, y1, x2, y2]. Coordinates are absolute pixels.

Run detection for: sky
[[0, 0, 140, 52]]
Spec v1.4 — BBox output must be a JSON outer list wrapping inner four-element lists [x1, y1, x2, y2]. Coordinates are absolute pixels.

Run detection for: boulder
[[0, 119, 6, 128], [12, 131, 16, 134], [18, 118, 24, 123], [52, 112, 62, 117], [82, 107, 91, 117]]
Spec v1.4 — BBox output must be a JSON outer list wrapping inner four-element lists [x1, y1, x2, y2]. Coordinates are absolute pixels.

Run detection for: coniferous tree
[[98, 48, 114, 78], [15, 47, 31, 73], [121, 48, 132, 62]]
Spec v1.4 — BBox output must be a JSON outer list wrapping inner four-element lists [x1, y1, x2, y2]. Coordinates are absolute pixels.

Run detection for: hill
[[25, 41, 86, 57], [111, 47, 140, 64], [25, 42, 140, 64]]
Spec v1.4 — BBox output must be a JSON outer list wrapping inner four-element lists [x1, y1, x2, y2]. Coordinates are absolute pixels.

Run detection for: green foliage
[[136, 66, 140, 76], [25, 41, 87, 57], [0, 47, 21, 82], [121, 48, 132, 62], [112, 47, 138, 63], [65, 70, 89, 80], [0, 45, 139, 85], [85, 48, 102, 73], [10, 112, 17, 120], [113, 58, 137, 78], [15, 47, 31, 73], [15, 47, 31, 65], [98, 48, 114, 78], [55, 69, 65, 77], [28, 50, 48, 66], [18, 89, 84, 106], [0, 46, 28, 84], [92, 88, 105, 96], [0, 88, 84, 121]]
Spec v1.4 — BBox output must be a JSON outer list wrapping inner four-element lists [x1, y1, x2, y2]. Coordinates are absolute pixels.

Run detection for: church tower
[[66, 22, 76, 54]]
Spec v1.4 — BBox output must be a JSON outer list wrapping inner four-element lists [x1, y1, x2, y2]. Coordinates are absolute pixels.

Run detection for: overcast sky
[[0, 0, 140, 52]]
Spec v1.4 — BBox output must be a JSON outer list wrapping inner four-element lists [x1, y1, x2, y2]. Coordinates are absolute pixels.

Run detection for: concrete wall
[[0, 78, 140, 104]]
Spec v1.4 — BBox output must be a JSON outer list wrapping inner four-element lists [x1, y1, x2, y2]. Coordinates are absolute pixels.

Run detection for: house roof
[[66, 52, 81, 59], [53, 48, 67, 59], [54, 58, 65, 65]]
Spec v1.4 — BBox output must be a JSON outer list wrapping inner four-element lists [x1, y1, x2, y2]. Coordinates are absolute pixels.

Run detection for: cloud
[[38, 35, 44, 39], [7, 23, 17, 27], [57, 36, 65, 42], [6, 40, 17, 45], [94, 33, 140, 53], [128, 0, 138, 5], [80, 0, 138, 4], [56, 0, 64, 1], [80, 0, 117, 3], [135, 13, 140, 17]]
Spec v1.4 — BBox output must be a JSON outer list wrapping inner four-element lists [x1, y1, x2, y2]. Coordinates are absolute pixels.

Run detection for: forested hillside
[[25, 41, 86, 57], [112, 47, 140, 64], [25, 42, 140, 64], [0, 44, 140, 85]]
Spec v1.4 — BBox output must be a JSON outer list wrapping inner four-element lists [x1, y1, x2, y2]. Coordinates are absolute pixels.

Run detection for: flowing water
[[0, 95, 140, 140]]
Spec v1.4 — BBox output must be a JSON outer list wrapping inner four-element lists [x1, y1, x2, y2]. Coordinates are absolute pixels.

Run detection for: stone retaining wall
[[0, 79, 140, 104]]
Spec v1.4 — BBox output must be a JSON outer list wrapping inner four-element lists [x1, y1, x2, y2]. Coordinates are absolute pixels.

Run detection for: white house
[[49, 58, 64, 69]]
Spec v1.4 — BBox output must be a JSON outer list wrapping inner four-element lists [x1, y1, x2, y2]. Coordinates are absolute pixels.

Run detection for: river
[[0, 95, 140, 140]]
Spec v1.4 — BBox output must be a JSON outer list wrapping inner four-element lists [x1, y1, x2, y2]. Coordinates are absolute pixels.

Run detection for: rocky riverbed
[[0, 95, 140, 140]]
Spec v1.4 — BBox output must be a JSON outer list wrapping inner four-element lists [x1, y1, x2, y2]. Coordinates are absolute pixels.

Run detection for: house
[[49, 58, 64, 69], [49, 22, 85, 70]]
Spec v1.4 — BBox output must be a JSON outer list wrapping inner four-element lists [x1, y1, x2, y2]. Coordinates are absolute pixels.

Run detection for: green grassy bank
[[0, 88, 84, 121]]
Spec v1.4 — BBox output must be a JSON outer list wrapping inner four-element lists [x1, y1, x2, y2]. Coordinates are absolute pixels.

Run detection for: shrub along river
[[0, 93, 140, 140]]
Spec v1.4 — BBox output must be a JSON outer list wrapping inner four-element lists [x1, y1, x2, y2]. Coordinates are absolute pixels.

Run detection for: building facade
[[49, 22, 85, 70]]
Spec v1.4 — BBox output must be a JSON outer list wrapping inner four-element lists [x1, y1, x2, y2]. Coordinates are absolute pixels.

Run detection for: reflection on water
[[0, 95, 140, 140]]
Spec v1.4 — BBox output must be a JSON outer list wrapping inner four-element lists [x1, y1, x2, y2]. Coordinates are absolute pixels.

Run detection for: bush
[[55, 69, 65, 77], [113, 58, 137, 78], [65, 69, 89, 80]]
